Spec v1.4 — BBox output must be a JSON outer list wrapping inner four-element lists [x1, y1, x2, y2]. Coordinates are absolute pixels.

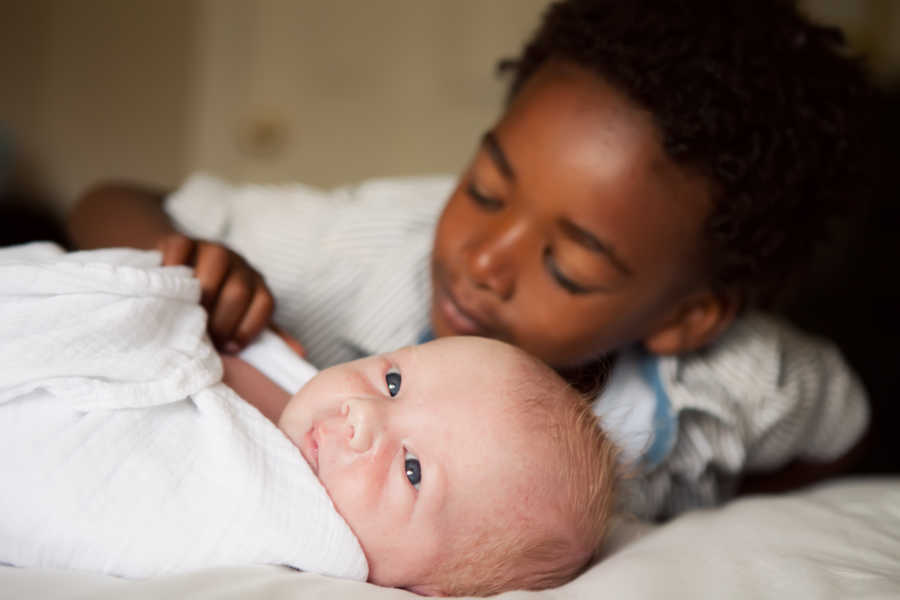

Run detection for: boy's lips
[[436, 284, 490, 336]]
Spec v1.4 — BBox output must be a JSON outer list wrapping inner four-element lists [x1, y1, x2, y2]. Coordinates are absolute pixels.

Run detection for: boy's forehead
[[505, 60, 711, 192]]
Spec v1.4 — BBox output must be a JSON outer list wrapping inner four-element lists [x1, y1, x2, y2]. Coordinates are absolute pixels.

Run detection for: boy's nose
[[466, 216, 528, 300], [342, 398, 382, 452]]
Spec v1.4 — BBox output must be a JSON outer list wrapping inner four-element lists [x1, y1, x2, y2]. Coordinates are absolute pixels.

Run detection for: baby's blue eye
[[404, 450, 421, 489], [386, 368, 401, 397]]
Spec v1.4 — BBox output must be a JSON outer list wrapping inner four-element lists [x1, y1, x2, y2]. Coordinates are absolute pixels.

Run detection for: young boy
[[0, 243, 617, 596], [67, 0, 872, 517]]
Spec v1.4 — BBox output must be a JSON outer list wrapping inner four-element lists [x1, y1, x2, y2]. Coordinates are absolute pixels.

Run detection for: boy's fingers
[[209, 268, 254, 347], [158, 233, 194, 266], [193, 243, 230, 306], [232, 284, 275, 349]]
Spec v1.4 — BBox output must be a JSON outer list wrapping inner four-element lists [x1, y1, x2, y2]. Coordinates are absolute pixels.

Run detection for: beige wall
[[185, 0, 553, 188], [1, 0, 552, 213], [1, 0, 197, 212], [802, 0, 900, 84], [2, 0, 897, 215]]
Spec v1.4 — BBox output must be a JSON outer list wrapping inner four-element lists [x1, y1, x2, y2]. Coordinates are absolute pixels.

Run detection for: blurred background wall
[[0, 0, 551, 213], [1, 0, 898, 215]]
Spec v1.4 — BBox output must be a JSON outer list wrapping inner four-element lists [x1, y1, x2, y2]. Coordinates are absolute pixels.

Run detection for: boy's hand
[[158, 233, 274, 353]]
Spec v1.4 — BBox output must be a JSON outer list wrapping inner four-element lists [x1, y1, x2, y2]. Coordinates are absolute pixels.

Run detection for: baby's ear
[[642, 288, 741, 355]]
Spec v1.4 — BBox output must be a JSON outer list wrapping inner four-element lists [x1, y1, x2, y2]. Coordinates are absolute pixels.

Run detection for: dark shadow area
[[779, 84, 900, 474], [0, 193, 70, 250]]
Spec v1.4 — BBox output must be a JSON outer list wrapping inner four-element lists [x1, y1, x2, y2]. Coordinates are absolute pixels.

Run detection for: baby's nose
[[342, 398, 380, 452]]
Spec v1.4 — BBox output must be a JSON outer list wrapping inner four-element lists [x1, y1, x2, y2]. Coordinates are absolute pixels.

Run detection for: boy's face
[[277, 337, 568, 592], [431, 62, 714, 368]]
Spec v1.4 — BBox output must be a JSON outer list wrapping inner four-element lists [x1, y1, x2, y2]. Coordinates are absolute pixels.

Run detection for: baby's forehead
[[439, 414, 569, 544], [408, 336, 553, 380], [414, 343, 575, 535], [410, 338, 569, 413]]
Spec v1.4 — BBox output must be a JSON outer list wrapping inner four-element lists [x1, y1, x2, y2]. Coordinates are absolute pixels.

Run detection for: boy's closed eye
[[466, 182, 504, 211], [543, 248, 594, 294], [465, 178, 608, 295]]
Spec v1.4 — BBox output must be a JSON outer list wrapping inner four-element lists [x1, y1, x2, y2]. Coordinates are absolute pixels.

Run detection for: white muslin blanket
[[0, 243, 368, 581]]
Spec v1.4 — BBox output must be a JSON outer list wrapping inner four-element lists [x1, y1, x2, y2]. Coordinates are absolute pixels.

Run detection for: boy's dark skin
[[69, 0, 874, 493]]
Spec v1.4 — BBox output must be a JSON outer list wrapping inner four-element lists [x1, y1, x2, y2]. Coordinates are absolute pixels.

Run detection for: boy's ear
[[642, 288, 741, 355]]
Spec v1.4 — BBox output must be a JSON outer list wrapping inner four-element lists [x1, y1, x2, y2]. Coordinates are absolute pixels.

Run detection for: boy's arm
[[68, 182, 174, 251], [68, 182, 275, 351], [660, 312, 870, 491]]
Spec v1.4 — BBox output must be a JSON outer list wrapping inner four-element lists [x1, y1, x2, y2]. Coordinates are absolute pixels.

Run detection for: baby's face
[[278, 336, 562, 592]]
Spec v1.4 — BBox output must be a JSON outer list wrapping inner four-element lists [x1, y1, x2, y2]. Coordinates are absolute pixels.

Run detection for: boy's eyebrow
[[482, 131, 516, 180], [558, 219, 633, 276]]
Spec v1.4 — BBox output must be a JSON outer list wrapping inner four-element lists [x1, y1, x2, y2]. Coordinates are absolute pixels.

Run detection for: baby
[[0, 243, 617, 597], [227, 334, 618, 596]]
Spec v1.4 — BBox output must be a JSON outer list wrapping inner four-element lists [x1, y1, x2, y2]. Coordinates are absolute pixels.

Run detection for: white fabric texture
[[1, 478, 898, 599], [165, 173, 870, 519], [593, 352, 657, 464], [238, 330, 318, 394], [0, 243, 367, 581]]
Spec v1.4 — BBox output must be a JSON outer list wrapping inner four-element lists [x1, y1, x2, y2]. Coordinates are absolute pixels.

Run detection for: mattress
[[2, 477, 898, 599]]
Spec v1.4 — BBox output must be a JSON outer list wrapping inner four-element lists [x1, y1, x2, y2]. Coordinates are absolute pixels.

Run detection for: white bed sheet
[[2, 477, 898, 599]]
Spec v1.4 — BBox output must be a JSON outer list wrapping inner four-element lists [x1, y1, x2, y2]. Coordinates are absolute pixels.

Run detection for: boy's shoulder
[[657, 310, 866, 419]]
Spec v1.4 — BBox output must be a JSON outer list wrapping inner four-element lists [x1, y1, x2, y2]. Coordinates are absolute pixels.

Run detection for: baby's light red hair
[[421, 354, 619, 597]]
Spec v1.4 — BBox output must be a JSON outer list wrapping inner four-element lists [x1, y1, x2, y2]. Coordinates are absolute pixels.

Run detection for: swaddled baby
[[228, 333, 618, 596], [0, 243, 617, 596]]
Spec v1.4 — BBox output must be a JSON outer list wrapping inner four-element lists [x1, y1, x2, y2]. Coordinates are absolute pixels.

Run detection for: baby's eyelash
[[385, 367, 401, 397], [404, 448, 421, 490]]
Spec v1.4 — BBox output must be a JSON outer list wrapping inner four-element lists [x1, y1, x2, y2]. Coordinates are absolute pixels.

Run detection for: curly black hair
[[500, 0, 875, 306]]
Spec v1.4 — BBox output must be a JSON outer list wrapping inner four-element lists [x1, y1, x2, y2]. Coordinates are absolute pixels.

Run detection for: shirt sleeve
[[621, 313, 869, 519], [659, 312, 870, 472]]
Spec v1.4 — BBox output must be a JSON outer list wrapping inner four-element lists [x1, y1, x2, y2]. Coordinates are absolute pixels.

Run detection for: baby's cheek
[[327, 458, 405, 536], [321, 456, 380, 513]]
